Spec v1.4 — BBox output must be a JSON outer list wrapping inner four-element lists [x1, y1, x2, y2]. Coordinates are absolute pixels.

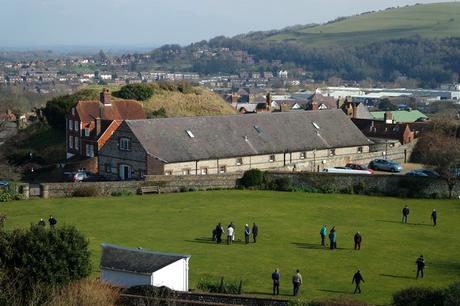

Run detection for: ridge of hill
[[243, 2, 460, 47]]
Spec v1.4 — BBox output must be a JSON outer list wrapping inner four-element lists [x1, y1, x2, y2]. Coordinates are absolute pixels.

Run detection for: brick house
[[98, 110, 372, 180], [66, 89, 145, 173]]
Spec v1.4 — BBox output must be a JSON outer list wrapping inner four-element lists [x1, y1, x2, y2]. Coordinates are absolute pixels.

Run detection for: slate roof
[[100, 244, 190, 275], [124, 109, 372, 163]]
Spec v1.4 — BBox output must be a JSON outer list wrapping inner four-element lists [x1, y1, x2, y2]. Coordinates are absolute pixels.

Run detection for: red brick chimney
[[100, 88, 111, 105], [384, 111, 393, 124], [266, 92, 272, 111]]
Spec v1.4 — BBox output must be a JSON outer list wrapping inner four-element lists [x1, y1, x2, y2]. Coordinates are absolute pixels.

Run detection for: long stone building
[[98, 110, 373, 180]]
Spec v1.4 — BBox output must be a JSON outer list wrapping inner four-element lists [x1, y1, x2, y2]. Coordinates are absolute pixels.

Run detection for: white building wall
[[101, 269, 151, 287], [152, 258, 189, 291]]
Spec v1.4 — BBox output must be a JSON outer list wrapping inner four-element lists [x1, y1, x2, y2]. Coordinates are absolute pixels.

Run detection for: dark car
[[0, 180, 9, 189], [406, 169, 440, 177], [406, 170, 428, 177], [345, 163, 374, 174], [369, 159, 403, 172]]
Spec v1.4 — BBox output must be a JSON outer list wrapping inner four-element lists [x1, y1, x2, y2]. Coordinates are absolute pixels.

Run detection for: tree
[[378, 98, 398, 111], [417, 116, 460, 198], [113, 83, 155, 101], [0, 223, 91, 304]]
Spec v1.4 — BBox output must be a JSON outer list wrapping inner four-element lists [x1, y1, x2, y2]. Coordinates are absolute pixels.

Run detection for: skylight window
[[186, 130, 195, 138], [254, 125, 263, 134], [312, 122, 320, 130]]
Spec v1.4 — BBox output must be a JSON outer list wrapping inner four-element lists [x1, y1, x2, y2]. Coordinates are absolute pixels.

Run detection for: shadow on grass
[[317, 289, 350, 294], [376, 220, 432, 227], [186, 237, 248, 245], [291, 242, 349, 250], [430, 261, 460, 273], [380, 274, 414, 280]]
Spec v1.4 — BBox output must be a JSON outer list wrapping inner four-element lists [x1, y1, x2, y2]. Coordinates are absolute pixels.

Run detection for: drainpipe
[[195, 161, 198, 175]]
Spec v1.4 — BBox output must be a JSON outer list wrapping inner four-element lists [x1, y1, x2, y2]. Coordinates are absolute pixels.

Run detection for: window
[[236, 158, 243, 166], [83, 128, 90, 137], [300, 152, 306, 159], [357, 146, 363, 154], [71, 108, 75, 115], [254, 125, 263, 133], [86, 144, 94, 157], [105, 163, 111, 173], [68, 119, 73, 130], [139, 170, 145, 178], [164, 170, 172, 176], [186, 130, 195, 138], [269, 154, 275, 162], [219, 165, 227, 174], [182, 169, 191, 175], [74, 121, 79, 131], [200, 167, 208, 175], [329, 149, 336, 156], [69, 136, 73, 149], [312, 122, 320, 130], [119, 137, 131, 151], [75, 137, 80, 150]]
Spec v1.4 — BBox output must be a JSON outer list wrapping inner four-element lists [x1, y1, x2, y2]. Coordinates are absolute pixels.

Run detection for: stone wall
[[266, 172, 459, 199], [38, 174, 241, 198]]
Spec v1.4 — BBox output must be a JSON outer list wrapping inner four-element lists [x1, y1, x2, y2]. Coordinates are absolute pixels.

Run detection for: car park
[[368, 159, 403, 173], [323, 167, 372, 175]]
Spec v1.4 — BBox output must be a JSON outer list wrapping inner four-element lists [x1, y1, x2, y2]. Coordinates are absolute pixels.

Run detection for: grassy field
[[265, 2, 460, 47], [1, 191, 459, 305]]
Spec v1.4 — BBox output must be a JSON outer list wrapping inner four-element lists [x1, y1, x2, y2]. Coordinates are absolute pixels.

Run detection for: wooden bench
[[139, 185, 161, 195]]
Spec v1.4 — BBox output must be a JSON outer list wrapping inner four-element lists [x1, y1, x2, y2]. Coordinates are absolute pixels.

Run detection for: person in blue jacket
[[320, 224, 328, 246], [329, 226, 337, 250]]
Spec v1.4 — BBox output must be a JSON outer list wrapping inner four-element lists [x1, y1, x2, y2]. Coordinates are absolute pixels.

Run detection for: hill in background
[[251, 2, 460, 47]]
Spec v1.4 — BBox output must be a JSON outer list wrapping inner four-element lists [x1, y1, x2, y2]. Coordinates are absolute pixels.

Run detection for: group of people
[[212, 222, 258, 245], [38, 215, 57, 227], [319, 225, 362, 250], [402, 205, 437, 226]]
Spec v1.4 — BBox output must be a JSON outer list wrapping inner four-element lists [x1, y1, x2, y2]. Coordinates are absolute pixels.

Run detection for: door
[[119, 164, 132, 180]]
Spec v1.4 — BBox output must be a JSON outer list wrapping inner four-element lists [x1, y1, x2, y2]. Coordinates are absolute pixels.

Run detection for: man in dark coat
[[402, 205, 410, 223], [431, 209, 437, 226], [271, 268, 280, 295], [215, 223, 223, 244], [416, 255, 425, 279], [352, 270, 365, 294], [244, 224, 251, 244], [252, 222, 258, 243], [354, 232, 362, 250], [38, 218, 46, 226], [48, 215, 57, 228]]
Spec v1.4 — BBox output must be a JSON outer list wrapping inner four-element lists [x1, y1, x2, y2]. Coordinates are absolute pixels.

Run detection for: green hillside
[[264, 2, 460, 47]]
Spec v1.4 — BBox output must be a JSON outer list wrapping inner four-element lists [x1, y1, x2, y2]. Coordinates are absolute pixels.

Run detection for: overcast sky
[[0, 0, 452, 49]]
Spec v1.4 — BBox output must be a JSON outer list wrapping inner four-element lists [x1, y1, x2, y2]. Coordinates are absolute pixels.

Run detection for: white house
[[100, 244, 191, 291]]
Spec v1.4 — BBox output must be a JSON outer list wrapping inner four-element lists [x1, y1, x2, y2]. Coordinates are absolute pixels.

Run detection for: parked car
[[369, 159, 403, 173], [323, 167, 372, 175], [0, 180, 9, 189], [406, 169, 440, 177], [71, 171, 99, 182], [345, 163, 374, 174]]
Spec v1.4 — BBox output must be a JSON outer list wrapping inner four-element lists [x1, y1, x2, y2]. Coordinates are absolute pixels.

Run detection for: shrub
[[72, 186, 101, 197], [393, 287, 444, 306], [114, 83, 155, 101], [48, 279, 120, 306], [197, 276, 242, 294], [0, 191, 13, 202], [444, 281, 460, 306], [240, 169, 263, 188], [307, 298, 369, 306], [272, 176, 293, 191], [111, 190, 133, 197]]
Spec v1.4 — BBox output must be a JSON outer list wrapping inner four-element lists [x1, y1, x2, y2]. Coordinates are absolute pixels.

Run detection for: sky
[[0, 0, 452, 49]]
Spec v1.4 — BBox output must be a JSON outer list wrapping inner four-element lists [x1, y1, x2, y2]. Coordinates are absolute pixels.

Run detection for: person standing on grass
[[354, 232, 362, 250], [48, 215, 57, 228], [252, 222, 258, 243], [215, 223, 223, 244], [227, 225, 234, 245], [320, 224, 327, 246], [38, 218, 46, 226], [292, 269, 302, 296], [402, 205, 410, 223], [272, 268, 280, 295], [416, 255, 425, 279], [431, 209, 437, 226], [244, 224, 251, 244], [329, 226, 337, 250], [352, 270, 365, 294], [228, 222, 235, 242]]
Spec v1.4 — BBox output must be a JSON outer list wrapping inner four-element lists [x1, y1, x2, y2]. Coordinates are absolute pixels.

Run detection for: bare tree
[[418, 115, 460, 198]]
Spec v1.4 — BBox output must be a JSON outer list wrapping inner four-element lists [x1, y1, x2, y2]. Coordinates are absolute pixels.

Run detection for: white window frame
[[219, 165, 227, 174], [269, 154, 275, 162], [74, 121, 79, 131], [68, 119, 73, 130], [236, 158, 243, 166], [329, 149, 336, 156], [69, 135, 73, 149], [164, 170, 172, 176], [85, 144, 94, 157], [83, 128, 90, 137], [119, 137, 131, 151], [300, 152, 306, 159], [200, 167, 208, 175], [357, 146, 363, 154], [182, 169, 191, 175], [74, 137, 80, 150]]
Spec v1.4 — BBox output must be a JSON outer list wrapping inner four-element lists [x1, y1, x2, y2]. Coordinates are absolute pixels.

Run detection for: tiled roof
[[124, 109, 371, 163], [76, 99, 145, 122], [100, 243, 190, 275]]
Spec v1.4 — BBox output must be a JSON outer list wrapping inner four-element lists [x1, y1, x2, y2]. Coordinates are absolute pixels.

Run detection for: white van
[[322, 167, 372, 175]]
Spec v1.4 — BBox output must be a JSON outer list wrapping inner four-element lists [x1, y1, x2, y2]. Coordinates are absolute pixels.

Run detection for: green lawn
[[2, 191, 459, 305]]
